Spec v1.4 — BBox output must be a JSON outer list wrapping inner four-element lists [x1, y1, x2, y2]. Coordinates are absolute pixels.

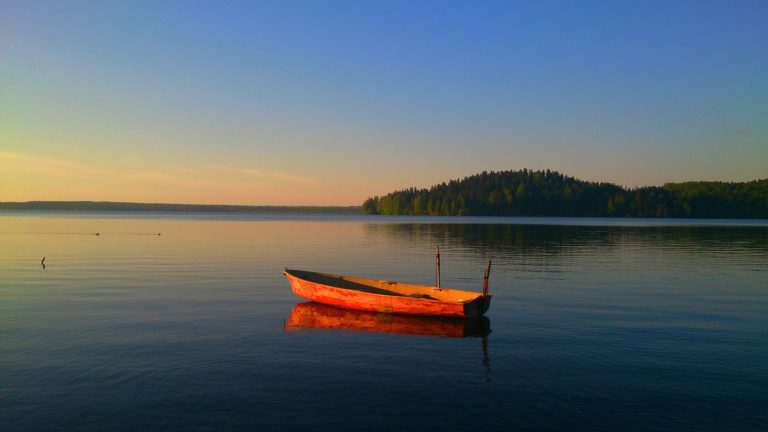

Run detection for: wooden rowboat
[[284, 302, 491, 337], [284, 268, 492, 318]]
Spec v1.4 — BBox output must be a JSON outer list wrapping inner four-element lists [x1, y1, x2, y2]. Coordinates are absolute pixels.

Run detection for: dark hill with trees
[[361, 170, 768, 218]]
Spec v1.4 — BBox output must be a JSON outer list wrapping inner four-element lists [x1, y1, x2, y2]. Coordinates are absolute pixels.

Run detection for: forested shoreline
[[362, 170, 768, 218], [0, 201, 360, 214]]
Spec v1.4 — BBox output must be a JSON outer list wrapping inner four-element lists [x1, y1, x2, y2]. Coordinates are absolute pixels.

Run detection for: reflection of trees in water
[[363, 223, 768, 258]]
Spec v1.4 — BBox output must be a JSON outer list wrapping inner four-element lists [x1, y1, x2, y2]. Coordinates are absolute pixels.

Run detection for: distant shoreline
[[0, 201, 362, 214], [3, 201, 768, 221]]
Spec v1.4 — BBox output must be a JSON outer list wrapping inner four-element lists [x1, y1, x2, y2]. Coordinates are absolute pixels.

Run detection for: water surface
[[1, 213, 766, 431]]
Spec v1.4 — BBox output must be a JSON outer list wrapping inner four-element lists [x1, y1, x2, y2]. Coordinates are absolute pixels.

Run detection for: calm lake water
[[1, 212, 767, 431]]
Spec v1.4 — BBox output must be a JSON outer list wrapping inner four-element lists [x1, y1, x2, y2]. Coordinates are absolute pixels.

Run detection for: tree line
[[361, 169, 768, 218]]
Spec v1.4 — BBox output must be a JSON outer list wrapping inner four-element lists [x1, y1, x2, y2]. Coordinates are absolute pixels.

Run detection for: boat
[[285, 302, 491, 338], [284, 254, 492, 317]]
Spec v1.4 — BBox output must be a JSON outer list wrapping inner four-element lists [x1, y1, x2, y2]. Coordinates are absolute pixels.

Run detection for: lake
[[1, 212, 766, 431]]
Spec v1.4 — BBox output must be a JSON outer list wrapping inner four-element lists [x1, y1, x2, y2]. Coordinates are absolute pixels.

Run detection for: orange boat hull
[[284, 269, 491, 318]]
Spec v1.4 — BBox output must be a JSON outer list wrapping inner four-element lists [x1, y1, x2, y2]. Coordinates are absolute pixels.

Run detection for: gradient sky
[[2, 0, 766, 205]]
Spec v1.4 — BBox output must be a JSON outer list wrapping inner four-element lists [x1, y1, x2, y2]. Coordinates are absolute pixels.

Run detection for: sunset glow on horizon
[[2, 1, 766, 206]]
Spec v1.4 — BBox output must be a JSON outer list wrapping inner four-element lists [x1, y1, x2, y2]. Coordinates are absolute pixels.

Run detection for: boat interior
[[286, 269, 484, 303]]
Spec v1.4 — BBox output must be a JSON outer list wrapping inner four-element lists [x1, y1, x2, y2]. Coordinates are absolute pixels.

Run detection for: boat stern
[[463, 295, 492, 318]]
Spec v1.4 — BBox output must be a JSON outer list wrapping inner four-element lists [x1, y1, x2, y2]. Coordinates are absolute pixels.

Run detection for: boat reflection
[[285, 302, 491, 338]]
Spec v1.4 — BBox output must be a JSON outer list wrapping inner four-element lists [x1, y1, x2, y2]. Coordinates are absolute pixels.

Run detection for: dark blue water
[[1, 213, 766, 431]]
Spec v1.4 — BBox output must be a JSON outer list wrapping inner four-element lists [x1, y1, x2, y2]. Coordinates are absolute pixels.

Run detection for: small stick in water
[[41, 256, 46, 269]]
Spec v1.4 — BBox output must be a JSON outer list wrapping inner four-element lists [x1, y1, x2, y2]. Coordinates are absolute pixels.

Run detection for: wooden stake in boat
[[482, 260, 492, 297], [435, 246, 441, 288]]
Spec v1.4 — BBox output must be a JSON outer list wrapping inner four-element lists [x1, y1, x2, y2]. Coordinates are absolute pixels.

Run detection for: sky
[[1, 0, 766, 205]]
